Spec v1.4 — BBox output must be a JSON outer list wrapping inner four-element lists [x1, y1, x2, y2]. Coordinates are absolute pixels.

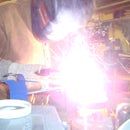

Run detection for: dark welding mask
[[31, 0, 93, 41]]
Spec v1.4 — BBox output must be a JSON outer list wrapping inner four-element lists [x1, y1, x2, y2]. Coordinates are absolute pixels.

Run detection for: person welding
[[0, 0, 93, 101]]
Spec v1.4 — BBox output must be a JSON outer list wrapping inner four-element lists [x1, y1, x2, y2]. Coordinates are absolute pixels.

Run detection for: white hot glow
[[58, 34, 107, 106], [46, 10, 82, 41]]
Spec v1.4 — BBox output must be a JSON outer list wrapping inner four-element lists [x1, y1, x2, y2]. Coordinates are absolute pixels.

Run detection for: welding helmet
[[31, 0, 93, 41]]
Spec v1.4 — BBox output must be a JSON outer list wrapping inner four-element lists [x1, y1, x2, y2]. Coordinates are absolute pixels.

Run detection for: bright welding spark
[[46, 10, 83, 41], [58, 34, 107, 106]]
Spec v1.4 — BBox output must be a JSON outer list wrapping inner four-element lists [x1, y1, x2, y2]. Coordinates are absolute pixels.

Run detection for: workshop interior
[[0, 0, 130, 130]]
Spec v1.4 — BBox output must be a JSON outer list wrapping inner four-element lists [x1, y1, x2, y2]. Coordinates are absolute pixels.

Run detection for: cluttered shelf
[[94, 0, 130, 11], [91, 0, 130, 24]]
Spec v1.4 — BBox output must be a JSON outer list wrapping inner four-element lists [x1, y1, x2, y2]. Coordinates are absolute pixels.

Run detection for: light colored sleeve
[[0, 12, 10, 59]]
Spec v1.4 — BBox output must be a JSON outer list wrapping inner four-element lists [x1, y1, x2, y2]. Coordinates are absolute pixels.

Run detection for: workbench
[[0, 105, 66, 130]]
